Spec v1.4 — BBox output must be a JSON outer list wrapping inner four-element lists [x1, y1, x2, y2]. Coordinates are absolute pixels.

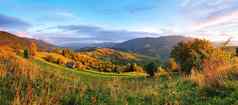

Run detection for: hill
[[113, 35, 193, 60], [0, 31, 55, 51], [77, 48, 157, 65]]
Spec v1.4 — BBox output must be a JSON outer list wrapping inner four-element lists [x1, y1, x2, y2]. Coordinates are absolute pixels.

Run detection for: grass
[[1, 55, 238, 105], [33, 58, 144, 83]]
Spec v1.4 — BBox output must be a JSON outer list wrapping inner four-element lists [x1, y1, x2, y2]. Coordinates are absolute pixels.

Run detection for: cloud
[[0, 14, 30, 30], [35, 24, 160, 45], [179, 0, 238, 40]]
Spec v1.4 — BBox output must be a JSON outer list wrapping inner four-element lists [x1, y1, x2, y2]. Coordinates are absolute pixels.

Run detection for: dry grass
[[189, 57, 238, 88]]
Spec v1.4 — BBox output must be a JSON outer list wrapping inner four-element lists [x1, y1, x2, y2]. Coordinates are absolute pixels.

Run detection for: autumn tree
[[29, 42, 37, 57], [170, 39, 214, 74], [62, 48, 74, 58]]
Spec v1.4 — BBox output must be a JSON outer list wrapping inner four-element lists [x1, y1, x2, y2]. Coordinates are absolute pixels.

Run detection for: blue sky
[[0, 0, 238, 45]]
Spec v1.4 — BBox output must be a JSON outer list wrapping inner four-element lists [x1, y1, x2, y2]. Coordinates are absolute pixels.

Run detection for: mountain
[[0, 31, 55, 51], [61, 42, 117, 49], [113, 36, 193, 60]]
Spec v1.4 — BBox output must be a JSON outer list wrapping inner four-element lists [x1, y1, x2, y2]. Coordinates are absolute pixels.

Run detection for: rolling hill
[[0, 31, 55, 51]]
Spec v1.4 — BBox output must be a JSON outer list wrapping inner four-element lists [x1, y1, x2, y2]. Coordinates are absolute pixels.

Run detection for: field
[[1, 54, 238, 105]]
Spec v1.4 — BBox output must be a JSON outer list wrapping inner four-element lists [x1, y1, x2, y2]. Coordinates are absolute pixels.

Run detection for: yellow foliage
[[44, 53, 69, 65], [157, 67, 171, 79]]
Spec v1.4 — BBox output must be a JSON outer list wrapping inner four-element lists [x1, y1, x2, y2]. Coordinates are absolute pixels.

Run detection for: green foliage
[[23, 49, 29, 59], [144, 62, 158, 77]]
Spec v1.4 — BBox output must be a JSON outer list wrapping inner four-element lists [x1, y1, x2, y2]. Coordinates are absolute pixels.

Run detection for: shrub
[[144, 62, 158, 77], [165, 58, 180, 72], [44, 53, 68, 65], [23, 49, 29, 59], [157, 67, 171, 79], [190, 57, 237, 88]]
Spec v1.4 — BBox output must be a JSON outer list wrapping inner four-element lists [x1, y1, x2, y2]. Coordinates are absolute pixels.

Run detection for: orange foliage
[[0, 48, 38, 80]]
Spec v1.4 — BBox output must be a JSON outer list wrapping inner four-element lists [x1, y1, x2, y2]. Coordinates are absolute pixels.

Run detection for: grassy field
[[1, 55, 238, 105], [31, 59, 238, 105], [33, 58, 144, 82]]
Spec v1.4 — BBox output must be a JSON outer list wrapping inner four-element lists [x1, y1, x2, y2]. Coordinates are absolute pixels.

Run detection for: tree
[[170, 39, 214, 74], [29, 42, 37, 57], [127, 63, 144, 72], [144, 62, 158, 77], [23, 49, 29, 59], [62, 48, 73, 58]]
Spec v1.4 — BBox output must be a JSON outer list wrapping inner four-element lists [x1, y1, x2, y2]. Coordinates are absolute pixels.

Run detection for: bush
[[190, 57, 237, 88], [44, 53, 68, 65], [144, 62, 158, 77], [165, 58, 180, 72], [23, 49, 29, 59]]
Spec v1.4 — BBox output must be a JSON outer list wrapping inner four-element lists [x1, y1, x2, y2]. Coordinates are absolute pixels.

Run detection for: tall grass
[[1, 49, 238, 105]]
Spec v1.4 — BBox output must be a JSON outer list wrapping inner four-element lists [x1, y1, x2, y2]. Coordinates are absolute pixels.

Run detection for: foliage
[[29, 42, 37, 57], [144, 62, 158, 77], [165, 58, 180, 72], [62, 48, 74, 58], [23, 49, 29, 59], [171, 39, 215, 74], [44, 53, 68, 65], [189, 57, 237, 88]]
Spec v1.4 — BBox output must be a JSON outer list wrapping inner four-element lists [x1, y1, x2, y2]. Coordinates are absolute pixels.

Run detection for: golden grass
[[189, 57, 238, 88]]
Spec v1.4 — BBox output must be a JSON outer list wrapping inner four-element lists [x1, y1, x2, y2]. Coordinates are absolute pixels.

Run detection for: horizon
[[0, 0, 238, 45]]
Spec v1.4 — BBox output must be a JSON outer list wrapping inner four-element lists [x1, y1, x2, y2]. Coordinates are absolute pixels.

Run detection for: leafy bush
[[44, 53, 68, 65], [144, 62, 158, 77], [190, 57, 237, 88], [165, 58, 180, 72]]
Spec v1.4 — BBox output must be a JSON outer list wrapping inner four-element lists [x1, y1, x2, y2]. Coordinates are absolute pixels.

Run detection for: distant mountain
[[0, 31, 55, 51], [61, 42, 117, 49], [113, 36, 193, 60]]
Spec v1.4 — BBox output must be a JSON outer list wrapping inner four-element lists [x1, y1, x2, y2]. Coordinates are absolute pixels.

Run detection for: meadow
[[1, 39, 238, 105]]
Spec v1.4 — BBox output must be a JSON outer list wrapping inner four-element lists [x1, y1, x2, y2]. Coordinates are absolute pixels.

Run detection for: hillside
[[77, 48, 157, 65], [0, 31, 55, 51], [113, 36, 193, 60]]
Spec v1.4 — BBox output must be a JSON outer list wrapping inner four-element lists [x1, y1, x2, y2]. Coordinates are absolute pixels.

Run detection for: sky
[[0, 0, 238, 45]]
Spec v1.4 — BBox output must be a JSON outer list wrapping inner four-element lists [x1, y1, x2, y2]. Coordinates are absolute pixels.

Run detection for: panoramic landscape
[[1, 0, 238, 105]]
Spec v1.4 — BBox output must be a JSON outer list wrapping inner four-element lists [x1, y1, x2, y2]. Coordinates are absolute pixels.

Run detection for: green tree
[[144, 62, 158, 77], [23, 49, 29, 59]]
